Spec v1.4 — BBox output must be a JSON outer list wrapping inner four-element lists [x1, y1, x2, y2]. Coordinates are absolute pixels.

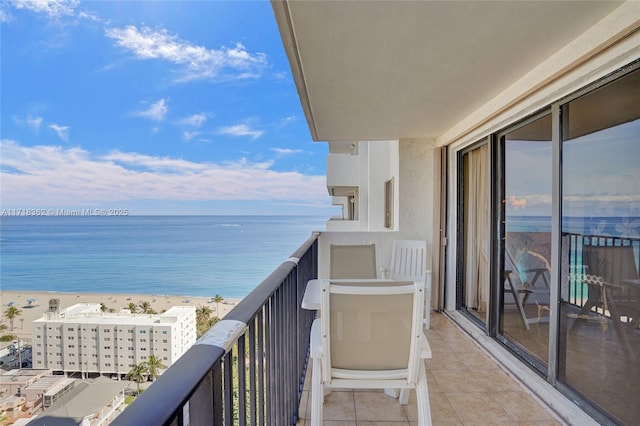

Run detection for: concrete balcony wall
[[329, 195, 349, 220], [325, 140, 401, 232], [318, 139, 436, 278], [326, 153, 359, 192]]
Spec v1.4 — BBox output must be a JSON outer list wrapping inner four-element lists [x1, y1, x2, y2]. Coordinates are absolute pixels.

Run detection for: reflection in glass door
[[460, 144, 489, 323], [558, 68, 640, 425], [498, 113, 552, 367]]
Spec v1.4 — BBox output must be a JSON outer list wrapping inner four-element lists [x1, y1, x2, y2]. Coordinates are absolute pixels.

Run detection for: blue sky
[[505, 119, 640, 219], [1, 0, 335, 215]]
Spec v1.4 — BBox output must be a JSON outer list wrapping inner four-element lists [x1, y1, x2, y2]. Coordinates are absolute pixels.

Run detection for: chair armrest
[[420, 333, 432, 359], [523, 268, 548, 273], [310, 319, 322, 359], [302, 279, 321, 310], [604, 281, 624, 290]]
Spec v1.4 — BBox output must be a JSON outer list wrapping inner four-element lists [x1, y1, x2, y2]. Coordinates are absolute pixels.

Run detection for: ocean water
[[0, 216, 326, 299], [507, 215, 640, 238]]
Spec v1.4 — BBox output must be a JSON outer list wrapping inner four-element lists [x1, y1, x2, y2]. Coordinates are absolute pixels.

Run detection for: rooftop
[[30, 377, 127, 426], [0, 369, 50, 385], [32, 303, 194, 326]]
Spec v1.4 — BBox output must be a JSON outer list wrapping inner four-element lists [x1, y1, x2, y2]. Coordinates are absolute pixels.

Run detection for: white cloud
[[133, 99, 168, 122], [105, 25, 268, 82], [1, 7, 13, 22], [0, 141, 329, 208], [26, 115, 43, 131], [12, 115, 43, 131], [183, 131, 200, 142], [218, 124, 263, 140], [12, 0, 79, 17], [278, 115, 297, 127], [179, 113, 207, 128], [48, 123, 69, 142], [272, 148, 303, 155]]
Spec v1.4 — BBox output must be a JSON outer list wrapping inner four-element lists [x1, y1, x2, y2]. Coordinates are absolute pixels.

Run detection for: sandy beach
[[0, 290, 240, 345]]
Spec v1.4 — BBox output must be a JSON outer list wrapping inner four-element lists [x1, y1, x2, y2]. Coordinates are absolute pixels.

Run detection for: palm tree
[[144, 355, 167, 382], [100, 303, 109, 312], [3, 306, 21, 331], [196, 305, 213, 338], [213, 294, 224, 314], [196, 305, 212, 320], [126, 363, 148, 394], [139, 301, 152, 314], [127, 302, 139, 313]]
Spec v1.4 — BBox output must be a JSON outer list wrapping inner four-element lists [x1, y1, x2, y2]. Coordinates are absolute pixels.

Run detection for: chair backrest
[[505, 248, 550, 283], [320, 279, 423, 383], [583, 243, 639, 284], [390, 240, 427, 282], [504, 249, 524, 286], [330, 244, 377, 279], [583, 243, 639, 304]]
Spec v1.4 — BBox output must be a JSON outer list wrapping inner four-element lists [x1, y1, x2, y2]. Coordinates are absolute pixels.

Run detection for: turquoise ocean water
[[2, 215, 637, 300], [507, 215, 640, 236], [0, 216, 327, 299]]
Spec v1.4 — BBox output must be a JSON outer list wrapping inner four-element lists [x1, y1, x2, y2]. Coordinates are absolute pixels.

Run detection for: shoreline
[[0, 290, 240, 346]]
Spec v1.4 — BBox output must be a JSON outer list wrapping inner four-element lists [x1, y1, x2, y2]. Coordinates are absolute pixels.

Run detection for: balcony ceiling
[[272, 1, 624, 143]]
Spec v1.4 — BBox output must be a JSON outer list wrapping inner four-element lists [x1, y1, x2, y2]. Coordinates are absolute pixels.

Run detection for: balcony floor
[[296, 312, 563, 425]]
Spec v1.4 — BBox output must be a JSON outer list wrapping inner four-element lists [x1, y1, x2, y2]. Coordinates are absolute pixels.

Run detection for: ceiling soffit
[[277, 1, 625, 142]]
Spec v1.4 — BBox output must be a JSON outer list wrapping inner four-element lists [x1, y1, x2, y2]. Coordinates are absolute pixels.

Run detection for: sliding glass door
[[558, 67, 640, 425], [498, 113, 552, 367], [453, 63, 639, 424]]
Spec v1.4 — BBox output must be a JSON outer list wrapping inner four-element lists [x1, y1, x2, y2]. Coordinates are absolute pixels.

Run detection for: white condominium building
[[31, 299, 196, 378]]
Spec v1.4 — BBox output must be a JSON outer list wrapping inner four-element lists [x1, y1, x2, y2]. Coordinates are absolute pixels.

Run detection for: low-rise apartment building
[[31, 299, 196, 378]]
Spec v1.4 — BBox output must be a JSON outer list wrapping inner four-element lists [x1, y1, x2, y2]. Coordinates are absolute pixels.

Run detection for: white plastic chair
[[302, 244, 377, 310], [390, 240, 431, 328], [330, 244, 377, 279], [309, 279, 432, 425]]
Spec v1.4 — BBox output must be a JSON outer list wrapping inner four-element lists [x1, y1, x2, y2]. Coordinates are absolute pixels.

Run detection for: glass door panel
[[559, 68, 640, 425], [499, 114, 552, 366]]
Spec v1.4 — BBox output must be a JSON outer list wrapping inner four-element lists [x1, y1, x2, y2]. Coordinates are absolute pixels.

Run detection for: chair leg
[[310, 356, 323, 426], [424, 290, 431, 329], [399, 388, 409, 405], [416, 363, 432, 426], [384, 388, 399, 398]]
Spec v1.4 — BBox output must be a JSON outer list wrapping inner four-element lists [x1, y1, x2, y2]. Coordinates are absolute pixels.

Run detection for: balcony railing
[[564, 232, 640, 310], [112, 233, 319, 426]]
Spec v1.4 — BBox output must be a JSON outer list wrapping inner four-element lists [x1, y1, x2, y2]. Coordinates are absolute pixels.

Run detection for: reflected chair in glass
[[504, 249, 551, 330], [571, 242, 639, 356]]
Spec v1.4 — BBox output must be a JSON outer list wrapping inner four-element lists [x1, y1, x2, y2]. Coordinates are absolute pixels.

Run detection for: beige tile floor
[[296, 313, 563, 425]]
